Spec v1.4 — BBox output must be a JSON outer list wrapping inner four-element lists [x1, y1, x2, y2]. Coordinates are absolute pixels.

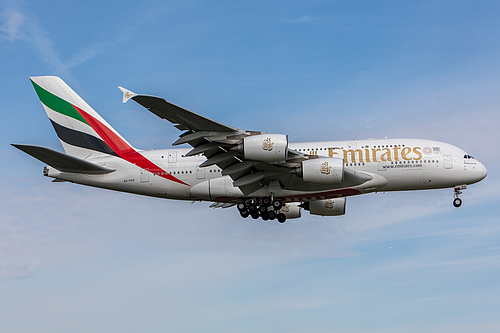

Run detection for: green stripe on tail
[[31, 79, 89, 125]]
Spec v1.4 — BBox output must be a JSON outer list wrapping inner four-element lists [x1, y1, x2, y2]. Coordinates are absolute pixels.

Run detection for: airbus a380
[[13, 76, 487, 223]]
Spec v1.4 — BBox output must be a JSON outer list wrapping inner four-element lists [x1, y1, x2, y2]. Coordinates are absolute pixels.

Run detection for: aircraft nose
[[466, 160, 488, 184], [470, 161, 488, 184], [479, 162, 488, 181]]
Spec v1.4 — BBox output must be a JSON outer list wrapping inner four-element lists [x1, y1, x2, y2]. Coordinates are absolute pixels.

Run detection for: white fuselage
[[45, 138, 487, 203]]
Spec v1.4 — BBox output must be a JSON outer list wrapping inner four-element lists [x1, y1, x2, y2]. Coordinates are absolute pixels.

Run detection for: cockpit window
[[463, 154, 474, 159]]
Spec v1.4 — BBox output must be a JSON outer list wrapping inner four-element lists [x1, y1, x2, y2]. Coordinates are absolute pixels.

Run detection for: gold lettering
[[371, 148, 381, 162], [392, 146, 400, 162], [413, 147, 422, 160], [364, 148, 371, 163], [328, 147, 341, 158], [401, 147, 412, 160], [344, 149, 364, 163], [381, 148, 392, 162]]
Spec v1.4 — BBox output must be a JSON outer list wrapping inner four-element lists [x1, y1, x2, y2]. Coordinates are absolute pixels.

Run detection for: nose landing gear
[[453, 185, 467, 208]]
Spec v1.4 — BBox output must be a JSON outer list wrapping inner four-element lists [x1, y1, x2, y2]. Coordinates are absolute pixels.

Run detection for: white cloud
[[283, 14, 313, 24], [0, 0, 160, 82], [0, 1, 73, 78], [0, 7, 24, 41]]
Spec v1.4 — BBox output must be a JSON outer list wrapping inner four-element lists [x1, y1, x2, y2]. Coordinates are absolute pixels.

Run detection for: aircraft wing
[[120, 88, 371, 195], [129, 94, 238, 133]]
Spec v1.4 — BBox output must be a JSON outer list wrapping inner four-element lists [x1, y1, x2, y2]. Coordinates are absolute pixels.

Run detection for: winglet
[[118, 86, 138, 103]]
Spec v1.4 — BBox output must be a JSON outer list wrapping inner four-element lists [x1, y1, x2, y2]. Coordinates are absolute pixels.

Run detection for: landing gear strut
[[236, 197, 287, 223], [453, 185, 466, 208]]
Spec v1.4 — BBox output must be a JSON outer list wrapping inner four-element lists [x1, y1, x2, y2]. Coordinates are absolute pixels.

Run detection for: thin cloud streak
[[0, 7, 24, 41], [0, 0, 164, 82], [283, 14, 313, 24], [1, 1, 73, 79]]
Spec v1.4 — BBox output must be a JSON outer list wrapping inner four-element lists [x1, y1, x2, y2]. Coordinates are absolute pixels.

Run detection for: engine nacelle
[[305, 198, 346, 216], [297, 158, 344, 184], [240, 134, 288, 162], [279, 202, 302, 219]]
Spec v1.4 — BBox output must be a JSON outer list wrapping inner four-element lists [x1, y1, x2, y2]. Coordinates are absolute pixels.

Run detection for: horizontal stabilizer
[[12, 144, 115, 174]]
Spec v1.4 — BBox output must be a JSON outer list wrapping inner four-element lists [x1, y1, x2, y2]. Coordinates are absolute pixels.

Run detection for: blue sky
[[1, 0, 499, 332]]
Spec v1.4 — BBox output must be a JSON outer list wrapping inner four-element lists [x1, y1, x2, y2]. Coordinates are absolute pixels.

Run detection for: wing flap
[[185, 143, 221, 157], [12, 144, 115, 174]]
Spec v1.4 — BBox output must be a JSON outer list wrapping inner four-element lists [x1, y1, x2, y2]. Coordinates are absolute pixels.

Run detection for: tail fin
[[30, 76, 135, 160]]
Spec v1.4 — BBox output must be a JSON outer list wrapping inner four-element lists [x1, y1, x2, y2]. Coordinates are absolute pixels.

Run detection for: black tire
[[258, 205, 268, 214], [268, 211, 276, 220], [273, 200, 283, 210], [251, 213, 260, 219], [237, 202, 247, 212], [240, 210, 249, 218], [262, 197, 271, 207], [248, 204, 257, 213], [261, 212, 269, 221], [277, 213, 286, 223], [453, 198, 462, 208]]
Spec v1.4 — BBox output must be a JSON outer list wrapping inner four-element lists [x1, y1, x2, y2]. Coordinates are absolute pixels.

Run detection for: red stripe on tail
[[73, 105, 189, 186]]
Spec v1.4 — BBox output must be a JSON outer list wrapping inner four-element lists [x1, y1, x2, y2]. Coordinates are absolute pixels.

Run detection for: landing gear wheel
[[251, 212, 260, 219], [268, 211, 276, 220], [261, 212, 269, 221], [248, 203, 257, 213], [277, 213, 286, 223], [272, 199, 283, 210], [258, 205, 268, 215], [237, 202, 247, 212], [453, 198, 462, 208], [262, 197, 271, 207], [240, 210, 249, 218]]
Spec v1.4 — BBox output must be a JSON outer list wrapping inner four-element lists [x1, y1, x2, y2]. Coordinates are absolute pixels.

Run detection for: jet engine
[[303, 198, 346, 216], [239, 134, 288, 162], [296, 157, 344, 184], [279, 202, 302, 219]]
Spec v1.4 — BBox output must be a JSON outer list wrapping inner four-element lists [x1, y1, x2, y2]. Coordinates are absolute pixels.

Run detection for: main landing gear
[[237, 198, 287, 223], [453, 185, 466, 208]]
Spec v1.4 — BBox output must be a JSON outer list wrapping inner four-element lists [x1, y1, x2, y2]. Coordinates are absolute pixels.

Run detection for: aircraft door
[[168, 151, 177, 163], [140, 168, 149, 183], [196, 166, 205, 179], [443, 155, 453, 169]]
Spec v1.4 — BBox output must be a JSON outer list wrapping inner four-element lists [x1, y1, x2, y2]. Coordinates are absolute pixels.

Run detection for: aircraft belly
[[378, 164, 424, 191], [50, 163, 191, 199], [423, 167, 468, 189]]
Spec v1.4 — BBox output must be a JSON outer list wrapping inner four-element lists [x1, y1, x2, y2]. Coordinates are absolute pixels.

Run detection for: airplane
[[13, 76, 487, 223]]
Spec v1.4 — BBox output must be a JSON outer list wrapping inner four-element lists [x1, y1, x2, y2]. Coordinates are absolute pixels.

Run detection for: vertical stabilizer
[[30, 76, 134, 160]]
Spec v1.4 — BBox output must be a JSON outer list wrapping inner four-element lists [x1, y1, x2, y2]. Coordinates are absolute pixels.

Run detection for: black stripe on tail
[[50, 119, 118, 157]]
